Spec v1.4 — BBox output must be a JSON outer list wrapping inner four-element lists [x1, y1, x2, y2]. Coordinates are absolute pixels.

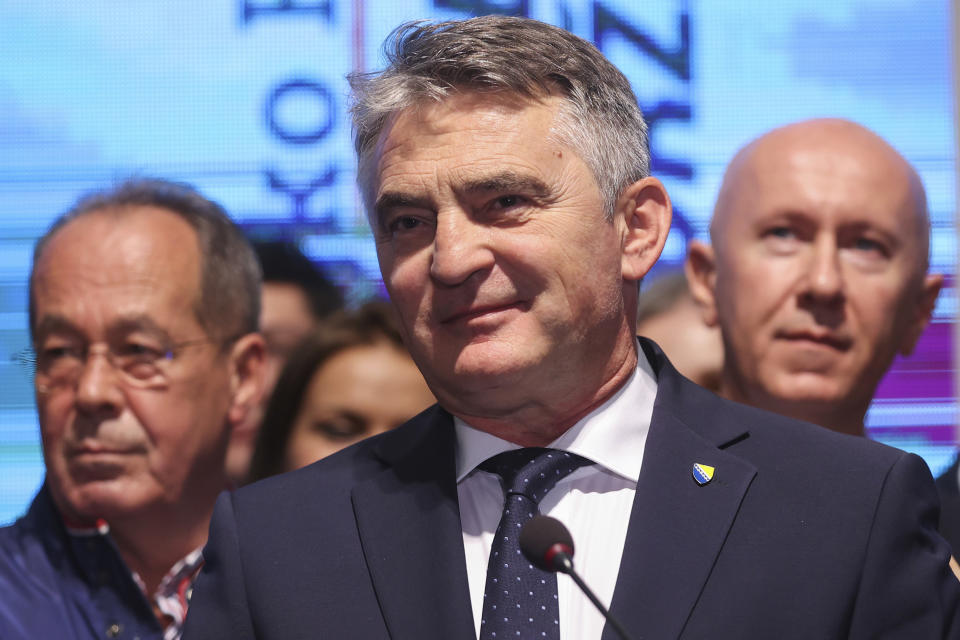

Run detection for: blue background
[[0, 0, 955, 523]]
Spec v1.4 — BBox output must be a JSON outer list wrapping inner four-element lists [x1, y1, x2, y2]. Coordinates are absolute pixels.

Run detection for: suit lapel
[[351, 407, 476, 640], [350, 340, 756, 640], [603, 341, 758, 640]]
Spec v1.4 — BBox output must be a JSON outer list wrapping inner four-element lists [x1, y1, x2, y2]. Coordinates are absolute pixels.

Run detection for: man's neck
[[108, 503, 212, 595], [786, 406, 866, 438], [720, 381, 867, 438], [453, 344, 640, 447]]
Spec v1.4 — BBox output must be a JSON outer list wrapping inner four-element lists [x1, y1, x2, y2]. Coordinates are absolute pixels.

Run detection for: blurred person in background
[[0, 178, 265, 640], [246, 301, 434, 483], [225, 240, 343, 484], [635, 270, 723, 392]]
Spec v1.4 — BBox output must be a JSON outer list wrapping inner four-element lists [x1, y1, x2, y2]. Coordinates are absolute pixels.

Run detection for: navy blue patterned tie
[[479, 448, 590, 640]]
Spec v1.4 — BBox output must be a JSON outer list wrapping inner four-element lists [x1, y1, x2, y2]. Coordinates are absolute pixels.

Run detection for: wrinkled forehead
[[38, 206, 200, 278], [361, 91, 565, 212], [714, 132, 928, 244], [31, 207, 206, 335]]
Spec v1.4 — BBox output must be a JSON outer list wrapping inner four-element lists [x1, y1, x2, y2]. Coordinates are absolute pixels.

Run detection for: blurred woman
[[246, 301, 435, 483]]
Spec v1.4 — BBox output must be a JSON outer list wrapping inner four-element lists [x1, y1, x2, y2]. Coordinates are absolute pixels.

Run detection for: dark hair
[[245, 300, 408, 483], [29, 177, 261, 343], [253, 240, 344, 319], [349, 15, 649, 219]]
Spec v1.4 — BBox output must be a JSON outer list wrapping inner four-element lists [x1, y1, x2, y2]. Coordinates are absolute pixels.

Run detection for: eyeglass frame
[[17, 332, 244, 392]]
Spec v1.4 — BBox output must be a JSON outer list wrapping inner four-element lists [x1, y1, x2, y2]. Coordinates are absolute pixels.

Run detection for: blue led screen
[[0, 0, 955, 523]]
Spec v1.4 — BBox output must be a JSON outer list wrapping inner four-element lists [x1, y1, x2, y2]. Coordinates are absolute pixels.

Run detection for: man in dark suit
[[684, 119, 960, 553], [183, 16, 960, 639], [685, 119, 943, 439]]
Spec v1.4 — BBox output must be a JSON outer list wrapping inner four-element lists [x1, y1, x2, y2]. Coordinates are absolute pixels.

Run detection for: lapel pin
[[692, 463, 715, 486]]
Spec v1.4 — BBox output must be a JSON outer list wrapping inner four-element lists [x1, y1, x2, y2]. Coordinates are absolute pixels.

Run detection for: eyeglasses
[[22, 336, 226, 391]]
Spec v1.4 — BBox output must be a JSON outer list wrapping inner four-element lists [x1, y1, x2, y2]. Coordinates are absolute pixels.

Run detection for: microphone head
[[520, 515, 575, 573]]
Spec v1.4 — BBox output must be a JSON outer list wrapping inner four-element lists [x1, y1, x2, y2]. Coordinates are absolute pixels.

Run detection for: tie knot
[[480, 448, 590, 505]]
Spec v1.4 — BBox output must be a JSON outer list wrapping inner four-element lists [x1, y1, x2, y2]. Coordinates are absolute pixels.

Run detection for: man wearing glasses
[[0, 179, 265, 640]]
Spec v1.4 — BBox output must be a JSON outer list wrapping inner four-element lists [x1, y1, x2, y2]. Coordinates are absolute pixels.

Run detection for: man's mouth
[[775, 330, 853, 351], [66, 440, 144, 457], [439, 301, 527, 324]]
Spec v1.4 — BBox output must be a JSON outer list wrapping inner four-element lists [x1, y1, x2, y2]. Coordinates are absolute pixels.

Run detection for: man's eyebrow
[[840, 220, 902, 249], [33, 315, 81, 341], [372, 172, 552, 225], [105, 316, 173, 342], [750, 209, 815, 231], [459, 171, 551, 198], [373, 192, 434, 225], [33, 314, 173, 342]]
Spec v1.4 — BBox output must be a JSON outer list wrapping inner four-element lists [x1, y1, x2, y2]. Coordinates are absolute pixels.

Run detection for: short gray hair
[[30, 177, 262, 343], [349, 15, 649, 219]]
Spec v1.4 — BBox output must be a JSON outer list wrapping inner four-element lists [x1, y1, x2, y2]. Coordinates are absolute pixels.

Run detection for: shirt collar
[[455, 344, 657, 483], [64, 517, 110, 537], [64, 521, 204, 592]]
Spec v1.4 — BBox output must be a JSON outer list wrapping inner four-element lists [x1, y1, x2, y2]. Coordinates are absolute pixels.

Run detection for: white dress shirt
[[456, 350, 657, 640]]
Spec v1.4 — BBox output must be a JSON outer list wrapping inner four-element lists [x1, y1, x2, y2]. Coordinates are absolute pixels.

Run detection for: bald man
[[685, 118, 957, 548], [687, 118, 941, 436]]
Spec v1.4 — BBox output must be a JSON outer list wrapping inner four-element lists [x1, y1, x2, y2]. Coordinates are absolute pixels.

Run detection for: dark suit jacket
[[936, 456, 960, 555], [184, 340, 960, 639]]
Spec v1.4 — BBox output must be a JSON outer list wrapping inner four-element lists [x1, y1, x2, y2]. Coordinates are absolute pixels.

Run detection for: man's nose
[[796, 238, 846, 328], [74, 348, 125, 418], [429, 210, 495, 286], [803, 238, 845, 302]]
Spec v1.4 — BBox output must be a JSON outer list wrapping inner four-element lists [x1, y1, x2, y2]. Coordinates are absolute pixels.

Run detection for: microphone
[[520, 515, 637, 640]]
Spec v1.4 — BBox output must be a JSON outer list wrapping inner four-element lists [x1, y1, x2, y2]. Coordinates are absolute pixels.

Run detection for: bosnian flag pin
[[692, 463, 715, 486]]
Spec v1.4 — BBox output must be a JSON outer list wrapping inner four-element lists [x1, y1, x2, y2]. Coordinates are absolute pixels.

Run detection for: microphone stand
[[551, 551, 637, 640]]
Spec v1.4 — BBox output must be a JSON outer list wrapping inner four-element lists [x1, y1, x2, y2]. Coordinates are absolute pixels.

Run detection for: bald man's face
[[692, 129, 941, 425]]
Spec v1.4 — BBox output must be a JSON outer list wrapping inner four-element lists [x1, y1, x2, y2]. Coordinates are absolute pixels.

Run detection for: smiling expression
[[370, 92, 638, 423]]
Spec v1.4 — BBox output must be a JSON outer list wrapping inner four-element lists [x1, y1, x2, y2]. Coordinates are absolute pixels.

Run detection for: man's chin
[[427, 357, 537, 410], [58, 477, 153, 522], [756, 376, 862, 418], [66, 456, 129, 482], [766, 378, 847, 404], [449, 353, 539, 388], [430, 337, 535, 377]]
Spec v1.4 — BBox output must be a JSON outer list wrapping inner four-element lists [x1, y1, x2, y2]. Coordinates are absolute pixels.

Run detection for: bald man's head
[[713, 118, 931, 276], [687, 118, 942, 436]]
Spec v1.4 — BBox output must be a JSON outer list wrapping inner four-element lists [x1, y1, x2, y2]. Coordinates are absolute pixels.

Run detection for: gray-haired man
[[184, 17, 959, 640], [0, 179, 265, 640]]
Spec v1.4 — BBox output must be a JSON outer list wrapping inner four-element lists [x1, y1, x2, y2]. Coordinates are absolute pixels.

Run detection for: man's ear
[[227, 333, 267, 429], [898, 273, 943, 356], [619, 177, 672, 283], [685, 240, 720, 327]]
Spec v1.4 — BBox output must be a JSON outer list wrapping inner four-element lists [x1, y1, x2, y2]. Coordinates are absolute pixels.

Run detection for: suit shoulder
[[731, 399, 904, 468], [648, 342, 905, 472], [679, 376, 903, 465]]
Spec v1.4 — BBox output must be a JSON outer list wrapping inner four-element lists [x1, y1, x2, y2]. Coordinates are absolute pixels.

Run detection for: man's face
[[371, 93, 634, 418], [702, 131, 940, 420], [32, 207, 238, 522], [226, 281, 314, 483]]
